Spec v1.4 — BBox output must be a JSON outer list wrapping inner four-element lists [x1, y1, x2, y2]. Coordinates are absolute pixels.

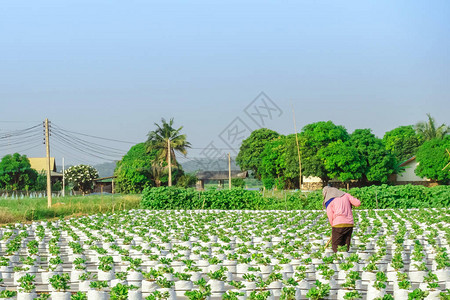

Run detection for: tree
[[236, 128, 280, 179], [318, 140, 365, 185], [299, 121, 349, 184], [64, 165, 99, 194], [415, 113, 449, 141], [259, 136, 287, 189], [114, 143, 157, 193], [146, 118, 191, 186], [175, 173, 197, 188], [383, 125, 423, 162], [0, 153, 38, 191], [351, 129, 398, 184], [415, 136, 450, 183], [259, 135, 299, 189]]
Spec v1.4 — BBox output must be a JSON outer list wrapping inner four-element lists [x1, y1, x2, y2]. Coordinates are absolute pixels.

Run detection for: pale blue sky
[[1, 1, 449, 166]]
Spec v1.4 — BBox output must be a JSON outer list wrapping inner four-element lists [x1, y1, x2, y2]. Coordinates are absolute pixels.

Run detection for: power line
[[52, 123, 138, 144]]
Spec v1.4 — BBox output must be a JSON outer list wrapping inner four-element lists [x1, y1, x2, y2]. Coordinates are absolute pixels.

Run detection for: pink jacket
[[326, 193, 361, 227]]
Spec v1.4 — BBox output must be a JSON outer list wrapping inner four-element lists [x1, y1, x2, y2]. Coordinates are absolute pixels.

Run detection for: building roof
[[28, 157, 57, 172], [94, 176, 116, 183], [400, 156, 416, 167], [196, 170, 248, 180]]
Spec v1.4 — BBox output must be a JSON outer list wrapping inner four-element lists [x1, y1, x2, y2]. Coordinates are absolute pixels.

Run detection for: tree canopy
[[0, 153, 38, 191], [236, 128, 280, 179], [64, 165, 99, 194], [351, 129, 397, 183], [299, 121, 349, 183], [146, 118, 190, 186], [383, 125, 423, 163], [415, 136, 450, 183], [114, 143, 157, 193], [415, 113, 449, 141], [319, 140, 365, 183]]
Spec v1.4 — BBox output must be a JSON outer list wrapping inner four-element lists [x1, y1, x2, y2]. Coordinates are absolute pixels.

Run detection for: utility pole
[[44, 118, 52, 208], [62, 157, 65, 197], [292, 105, 302, 190], [168, 139, 172, 186], [228, 153, 232, 190]]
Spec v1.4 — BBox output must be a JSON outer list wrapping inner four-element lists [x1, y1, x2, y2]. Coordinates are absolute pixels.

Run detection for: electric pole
[[228, 153, 232, 190], [62, 157, 65, 197], [292, 105, 302, 190], [168, 139, 172, 186], [44, 118, 52, 208]]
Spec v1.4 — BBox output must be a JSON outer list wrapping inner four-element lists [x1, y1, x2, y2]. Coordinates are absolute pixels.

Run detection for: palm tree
[[415, 113, 449, 141], [146, 118, 191, 186]]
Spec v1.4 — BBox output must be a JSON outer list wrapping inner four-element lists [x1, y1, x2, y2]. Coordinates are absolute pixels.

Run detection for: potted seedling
[[78, 272, 97, 292], [222, 290, 245, 300], [111, 271, 128, 287], [305, 280, 330, 300], [207, 266, 227, 292], [49, 273, 71, 300], [70, 291, 87, 300], [127, 258, 144, 283], [98, 256, 115, 281], [0, 290, 17, 300], [367, 271, 387, 300], [407, 288, 429, 300], [87, 280, 109, 300], [17, 274, 37, 300], [174, 272, 193, 291], [146, 291, 171, 300], [393, 277, 411, 299], [156, 277, 175, 299], [184, 278, 211, 300]]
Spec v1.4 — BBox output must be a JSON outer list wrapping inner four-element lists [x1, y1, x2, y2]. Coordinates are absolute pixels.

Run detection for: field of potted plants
[[0, 208, 449, 299]]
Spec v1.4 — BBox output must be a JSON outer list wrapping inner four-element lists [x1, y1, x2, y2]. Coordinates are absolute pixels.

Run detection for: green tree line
[[236, 115, 449, 190]]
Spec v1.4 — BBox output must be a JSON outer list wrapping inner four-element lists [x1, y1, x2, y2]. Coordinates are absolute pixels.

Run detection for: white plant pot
[[435, 269, 450, 282], [174, 280, 194, 291], [366, 287, 386, 300], [128, 290, 143, 300], [141, 280, 158, 292], [98, 270, 115, 281], [110, 279, 127, 287], [207, 264, 221, 273], [87, 290, 108, 300], [260, 265, 273, 274], [13, 271, 27, 285], [17, 292, 38, 300], [209, 279, 225, 292], [409, 271, 427, 282], [78, 280, 91, 291], [243, 281, 256, 290], [70, 270, 86, 282], [236, 264, 249, 274], [393, 289, 410, 299], [127, 271, 143, 281], [51, 292, 71, 300], [41, 271, 57, 284], [425, 290, 441, 300], [361, 271, 377, 281]]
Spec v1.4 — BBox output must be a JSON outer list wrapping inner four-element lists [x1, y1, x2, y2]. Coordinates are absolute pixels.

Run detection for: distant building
[[93, 176, 116, 194], [395, 156, 437, 187], [196, 171, 248, 190], [28, 157, 63, 183]]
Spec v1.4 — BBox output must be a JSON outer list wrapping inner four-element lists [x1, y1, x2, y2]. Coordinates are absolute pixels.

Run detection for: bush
[[284, 184, 449, 210], [141, 187, 268, 210], [141, 185, 450, 210]]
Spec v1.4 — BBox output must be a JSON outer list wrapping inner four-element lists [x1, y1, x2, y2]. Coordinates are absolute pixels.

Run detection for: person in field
[[323, 186, 361, 252]]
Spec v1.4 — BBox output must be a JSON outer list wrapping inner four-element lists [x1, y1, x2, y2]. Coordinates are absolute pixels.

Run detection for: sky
[[1, 0, 449, 167]]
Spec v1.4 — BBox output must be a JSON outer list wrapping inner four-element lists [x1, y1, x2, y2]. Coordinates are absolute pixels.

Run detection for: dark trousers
[[331, 227, 353, 253]]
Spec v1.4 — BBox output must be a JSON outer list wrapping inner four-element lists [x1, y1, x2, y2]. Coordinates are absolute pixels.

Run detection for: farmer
[[323, 186, 361, 252]]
